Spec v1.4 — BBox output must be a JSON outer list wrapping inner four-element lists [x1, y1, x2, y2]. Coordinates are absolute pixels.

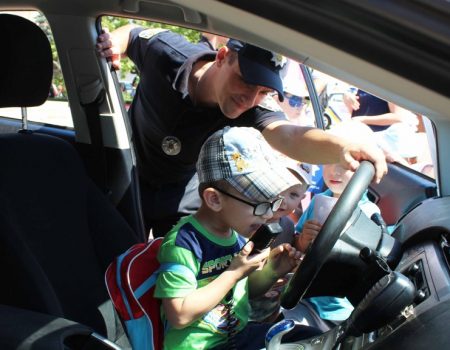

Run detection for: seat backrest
[[0, 14, 140, 344], [0, 14, 52, 107]]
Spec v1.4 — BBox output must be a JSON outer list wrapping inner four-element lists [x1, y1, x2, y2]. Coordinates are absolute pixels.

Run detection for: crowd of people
[[96, 25, 431, 349]]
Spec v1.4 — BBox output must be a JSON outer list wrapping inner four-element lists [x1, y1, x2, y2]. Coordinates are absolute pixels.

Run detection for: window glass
[[0, 11, 73, 128], [273, 61, 436, 179]]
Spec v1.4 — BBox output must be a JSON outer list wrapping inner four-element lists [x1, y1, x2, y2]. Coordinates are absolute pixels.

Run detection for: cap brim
[[226, 165, 299, 202], [287, 167, 310, 194], [238, 55, 285, 102]]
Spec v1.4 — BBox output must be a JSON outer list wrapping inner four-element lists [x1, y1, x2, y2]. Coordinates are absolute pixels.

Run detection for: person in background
[[285, 121, 382, 332], [249, 159, 311, 323], [344, 89, 417, 132], [155, 126, 320, 350], [276, 59, 310, 126], [345, 89, 419, 164]]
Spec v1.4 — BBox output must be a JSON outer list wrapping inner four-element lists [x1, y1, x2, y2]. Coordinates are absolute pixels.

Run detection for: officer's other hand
[[96, 28, 121, 70]]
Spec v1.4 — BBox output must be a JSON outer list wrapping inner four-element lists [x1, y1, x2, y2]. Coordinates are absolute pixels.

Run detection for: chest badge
[[162, 136, 181, 156]]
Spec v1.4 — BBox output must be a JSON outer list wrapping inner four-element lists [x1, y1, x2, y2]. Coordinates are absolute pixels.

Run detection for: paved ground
[[0, 100, 73, 128]]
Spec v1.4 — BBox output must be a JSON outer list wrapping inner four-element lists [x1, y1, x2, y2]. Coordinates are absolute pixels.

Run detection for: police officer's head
[[213, 39, 286, 119], [226, 39, 286, 101]]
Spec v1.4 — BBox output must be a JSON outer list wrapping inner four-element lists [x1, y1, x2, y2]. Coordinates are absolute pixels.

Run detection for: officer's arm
[[262, 120, 345, 164], [262, 120, 387, 183], [96, 24, 139, 67]]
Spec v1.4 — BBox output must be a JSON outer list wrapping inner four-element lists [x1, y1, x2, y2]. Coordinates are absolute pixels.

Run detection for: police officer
[[97, 25, 387, 238]]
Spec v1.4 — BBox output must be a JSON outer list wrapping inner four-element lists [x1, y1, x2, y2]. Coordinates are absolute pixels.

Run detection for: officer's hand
[[96, 28, 121, 70], [341, 141, 387, 184]]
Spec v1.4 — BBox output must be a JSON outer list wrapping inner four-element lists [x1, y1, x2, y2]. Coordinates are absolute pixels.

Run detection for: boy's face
[[271, 184, 305, 221], [218, 186, 275, 238], [322, 163, 354, 196]]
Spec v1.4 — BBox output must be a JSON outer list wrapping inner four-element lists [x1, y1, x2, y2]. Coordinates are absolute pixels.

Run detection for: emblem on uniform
[[161, 136, 181, 156], [270, 52, 287, 68], [138, 28, 168, 40]]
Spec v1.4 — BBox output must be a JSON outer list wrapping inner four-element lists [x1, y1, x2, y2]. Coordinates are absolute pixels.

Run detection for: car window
[[0, 11, 73, 128]]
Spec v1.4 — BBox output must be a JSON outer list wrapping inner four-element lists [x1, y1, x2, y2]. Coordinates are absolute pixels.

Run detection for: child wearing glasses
[[154, 126, 321, 350]]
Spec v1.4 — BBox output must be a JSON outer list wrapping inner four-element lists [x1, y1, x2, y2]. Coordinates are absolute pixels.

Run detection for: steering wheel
[[281, 161, 375, 309]]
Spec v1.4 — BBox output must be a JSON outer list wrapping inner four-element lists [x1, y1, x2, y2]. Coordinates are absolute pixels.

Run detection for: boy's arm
[[295, 219, 322, 253], [162, 242, 269, 329], [162, 269, 240, 329], [248, 244, 301, 298]]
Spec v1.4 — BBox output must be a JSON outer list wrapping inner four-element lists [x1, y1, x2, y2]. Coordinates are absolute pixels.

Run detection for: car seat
[[0, 14, 140, 349]]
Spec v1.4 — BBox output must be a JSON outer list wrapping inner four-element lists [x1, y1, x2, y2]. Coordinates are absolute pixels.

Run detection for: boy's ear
[[202, 187, 223, 212]]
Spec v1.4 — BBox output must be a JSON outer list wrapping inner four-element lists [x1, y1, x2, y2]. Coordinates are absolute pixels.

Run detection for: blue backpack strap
[[116, 250, 135, 319], [133, 263, 196, 299]]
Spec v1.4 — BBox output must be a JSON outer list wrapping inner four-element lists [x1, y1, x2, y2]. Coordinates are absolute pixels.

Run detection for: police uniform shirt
[[127, 28, 286, 185]]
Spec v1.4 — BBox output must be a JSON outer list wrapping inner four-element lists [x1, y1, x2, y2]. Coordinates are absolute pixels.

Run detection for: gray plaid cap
[[197, 126, 300, 201]]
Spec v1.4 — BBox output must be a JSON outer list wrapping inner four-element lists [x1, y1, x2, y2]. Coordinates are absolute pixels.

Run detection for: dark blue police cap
[[227, 39, 286, 101]]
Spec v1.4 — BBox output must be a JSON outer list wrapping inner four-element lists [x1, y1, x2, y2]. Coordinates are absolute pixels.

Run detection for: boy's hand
[[267, 243, 303, 279], [295, 219, 321, 253], [227, 241, 270, 280]]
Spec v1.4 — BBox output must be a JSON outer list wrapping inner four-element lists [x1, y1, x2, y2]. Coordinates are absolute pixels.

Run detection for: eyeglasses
[[285, 93, 303, 108], [214, 187, 284, 216]]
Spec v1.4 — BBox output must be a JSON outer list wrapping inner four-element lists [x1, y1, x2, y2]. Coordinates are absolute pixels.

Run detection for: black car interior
[[0, 14, 140, 349], [0, 7, 450, 350]]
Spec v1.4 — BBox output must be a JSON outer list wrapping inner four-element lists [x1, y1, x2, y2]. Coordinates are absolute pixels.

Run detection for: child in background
[[154, 126, 321, 350], [286, 121, 382, 331], [249, 159, 311, 323]]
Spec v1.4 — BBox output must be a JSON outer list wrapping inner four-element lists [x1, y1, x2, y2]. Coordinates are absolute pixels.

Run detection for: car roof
[[1, 0, 448, 121]]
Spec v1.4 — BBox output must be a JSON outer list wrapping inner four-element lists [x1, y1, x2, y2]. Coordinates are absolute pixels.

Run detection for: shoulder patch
[[258, 95, 283, 112], [138, 28, 169, 40]]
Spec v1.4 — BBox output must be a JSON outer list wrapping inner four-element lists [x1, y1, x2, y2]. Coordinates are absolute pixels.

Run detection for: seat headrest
[[0, 14, 53, 108]]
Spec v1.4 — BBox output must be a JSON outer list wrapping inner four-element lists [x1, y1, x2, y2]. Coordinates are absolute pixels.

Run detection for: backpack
[[105, 238, 193, 350]]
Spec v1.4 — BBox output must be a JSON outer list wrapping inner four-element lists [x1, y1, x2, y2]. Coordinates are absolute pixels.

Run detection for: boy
[[154, 126, 320, 349], [249, 159, 311, 323], [289, 121, 381, 331]]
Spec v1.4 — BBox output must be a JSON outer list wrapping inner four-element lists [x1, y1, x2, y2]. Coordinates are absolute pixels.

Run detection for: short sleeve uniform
[[154, 215, 247, 349], [126, 28, 287, 185]]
